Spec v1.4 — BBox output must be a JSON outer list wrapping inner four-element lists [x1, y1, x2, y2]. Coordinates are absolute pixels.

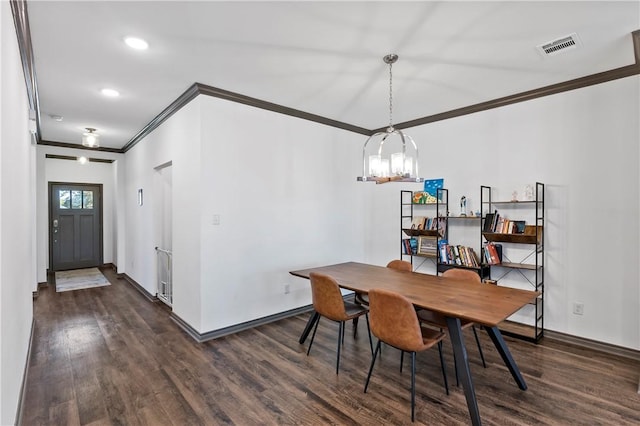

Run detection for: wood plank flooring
[[22, 268, 640, 425]]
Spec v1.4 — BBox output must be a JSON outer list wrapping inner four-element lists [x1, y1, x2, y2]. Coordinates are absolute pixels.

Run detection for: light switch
[[212, 214, 220, 225]]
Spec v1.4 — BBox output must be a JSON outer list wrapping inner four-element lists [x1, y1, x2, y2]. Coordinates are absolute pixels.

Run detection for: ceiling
[[23, 1, 640, 151]]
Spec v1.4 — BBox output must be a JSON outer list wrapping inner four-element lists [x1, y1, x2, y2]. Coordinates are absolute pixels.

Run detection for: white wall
[[367, 76, 639, 349], [0, 2, 36, 423], [35, 146, 123, 283], [123, 96, 366, 333], [198, 97, 365, 332], [123, 100, 203, 328]]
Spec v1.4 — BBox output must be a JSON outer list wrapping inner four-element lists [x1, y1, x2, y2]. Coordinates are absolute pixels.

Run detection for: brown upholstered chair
[[364, 288, 447, 422], [307, 272, 373, 374], [417, 268, 487, 372]]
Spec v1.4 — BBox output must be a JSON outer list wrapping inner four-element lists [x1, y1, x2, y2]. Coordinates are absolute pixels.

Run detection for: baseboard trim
[[171, 305, 315, 343], [121, 273, 158, 303], [15, 318, 35, 426], [32, 281, 48, 299], [544, 329, 640, 361]]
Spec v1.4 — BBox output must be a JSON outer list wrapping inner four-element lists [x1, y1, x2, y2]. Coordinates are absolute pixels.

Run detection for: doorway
[[154, 162, 173, 305], [49, 182, 103, 271]]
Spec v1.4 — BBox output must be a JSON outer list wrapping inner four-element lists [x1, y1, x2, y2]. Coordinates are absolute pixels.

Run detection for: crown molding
[[10, 0, 41, 142]]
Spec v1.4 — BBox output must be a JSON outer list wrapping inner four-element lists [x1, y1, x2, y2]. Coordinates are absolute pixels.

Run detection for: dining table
[[289, 261, 540, 426]]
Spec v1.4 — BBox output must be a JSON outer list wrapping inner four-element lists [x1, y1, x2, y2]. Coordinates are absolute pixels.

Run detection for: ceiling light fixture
[[358, 54, 422, 184], [101, 88, 120, 97], [82, 128, 100, 148], [124, 36, 148, 50], [77, 156, 88, 165]]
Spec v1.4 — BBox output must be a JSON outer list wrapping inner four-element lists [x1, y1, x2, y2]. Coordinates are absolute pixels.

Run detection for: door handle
[[53, 219, 58, 227]]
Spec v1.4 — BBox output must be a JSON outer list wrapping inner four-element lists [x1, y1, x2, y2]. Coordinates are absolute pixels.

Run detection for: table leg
[[299, 311, 320, 344], [485, 326, 527, 390], [446, 317, 481, 426]]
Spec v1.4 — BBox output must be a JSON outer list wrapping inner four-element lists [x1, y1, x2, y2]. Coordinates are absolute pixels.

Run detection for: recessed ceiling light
[[124, 36, 148, 50], [101, 88, 120, 97]]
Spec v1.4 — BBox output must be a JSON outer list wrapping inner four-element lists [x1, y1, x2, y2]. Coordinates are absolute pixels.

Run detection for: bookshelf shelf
[[495, 262, 540, 271], [481, 183, 544, 343], [402, 228, 440, 238], [400, 189, 488, 279], [482, 231, 541, 244]]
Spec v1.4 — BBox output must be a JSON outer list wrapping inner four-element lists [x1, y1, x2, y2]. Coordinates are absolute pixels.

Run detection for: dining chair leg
[[411, 351, 416, 422], [438, 341, 449, 395], [364, 340, 382, 393], [306, 316, 321, 356], [400, 350, 404, 372], [352, 317, 359, 338], [365, 313, 374, 355], [453, 346, 460, 386], [336, 321, 344, 374], [472, 325, 487, 368]]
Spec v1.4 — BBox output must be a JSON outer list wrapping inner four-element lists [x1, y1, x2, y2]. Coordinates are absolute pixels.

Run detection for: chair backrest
[[442, 268, 481, 283], [368, 288, 425, 352], [309, 272, 347, 321], [386, 259, 412, 272]]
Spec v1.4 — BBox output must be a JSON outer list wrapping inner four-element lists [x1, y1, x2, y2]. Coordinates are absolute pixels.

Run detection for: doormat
[[55, 268, 110, 292]]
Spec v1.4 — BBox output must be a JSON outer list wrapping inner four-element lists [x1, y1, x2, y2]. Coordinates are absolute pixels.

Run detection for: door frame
[[48, 181, 104, 272]]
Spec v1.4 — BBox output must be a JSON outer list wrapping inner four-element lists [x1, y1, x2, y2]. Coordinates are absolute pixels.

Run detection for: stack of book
[[483, 242, 502, 265], [410, 216, 447, 236], [484, 211, 525, 234], [438, 244, 480, 268], [401, 238, 418, 255]]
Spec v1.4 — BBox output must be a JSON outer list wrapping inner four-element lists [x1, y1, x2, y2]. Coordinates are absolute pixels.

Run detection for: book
[[513, 220, 526, 234], [486, 243, 501, 264], [483, 213, 495, 232], [411, 216, 426, 229]]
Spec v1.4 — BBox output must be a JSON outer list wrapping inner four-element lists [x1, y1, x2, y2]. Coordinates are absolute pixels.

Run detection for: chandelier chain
[[388, 60, 393, 131]]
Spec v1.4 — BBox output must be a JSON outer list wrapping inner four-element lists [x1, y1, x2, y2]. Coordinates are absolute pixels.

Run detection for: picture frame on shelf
[[417, 236, 438, 256]]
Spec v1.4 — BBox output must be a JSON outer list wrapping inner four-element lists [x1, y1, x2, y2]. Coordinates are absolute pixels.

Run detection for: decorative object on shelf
[[524, 184, 534, 201], [358, 54, 421, 184], [82, 127, 100, 148], [459, 196, 467, 216], [511, 190, 518, 202], [475, 211, 481, 217], [423, 178, 444, 200], [412, 191, 438, 204]]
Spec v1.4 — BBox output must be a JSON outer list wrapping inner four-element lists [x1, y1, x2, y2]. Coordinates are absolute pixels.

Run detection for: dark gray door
[[49, 183, 103, 271]]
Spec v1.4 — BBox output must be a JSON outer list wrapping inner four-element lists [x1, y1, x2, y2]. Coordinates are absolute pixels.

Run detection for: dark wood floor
[[23, 268, 639, 425]]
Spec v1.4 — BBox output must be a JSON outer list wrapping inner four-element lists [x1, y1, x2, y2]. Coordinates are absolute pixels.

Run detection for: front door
[[49, 182, 103, 271]]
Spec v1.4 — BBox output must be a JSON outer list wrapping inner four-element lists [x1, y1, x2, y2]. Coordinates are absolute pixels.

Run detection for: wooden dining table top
[[290, 261, 540, 327]]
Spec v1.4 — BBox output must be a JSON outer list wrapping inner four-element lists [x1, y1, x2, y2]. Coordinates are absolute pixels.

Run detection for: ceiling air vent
[[537, 33, 582, 57]]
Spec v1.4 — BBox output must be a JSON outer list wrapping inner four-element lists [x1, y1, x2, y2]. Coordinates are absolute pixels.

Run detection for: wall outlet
[[573, 302, 584, 315], [212, 214, 220, 225], [284, 284, 290, 294]]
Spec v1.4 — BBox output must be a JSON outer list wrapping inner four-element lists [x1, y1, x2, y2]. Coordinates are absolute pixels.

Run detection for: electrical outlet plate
[[284, 284, 290, 294]]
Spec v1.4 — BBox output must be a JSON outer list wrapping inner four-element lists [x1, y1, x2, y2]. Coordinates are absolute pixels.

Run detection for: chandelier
[[82, 128, 100, 148], [358, 54, 421, 184]]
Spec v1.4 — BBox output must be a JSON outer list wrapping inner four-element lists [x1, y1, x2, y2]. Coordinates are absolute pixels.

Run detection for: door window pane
[[71, 191, 82, 209], [59, 190, 70, 209], [83, 191, 94, 209]]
